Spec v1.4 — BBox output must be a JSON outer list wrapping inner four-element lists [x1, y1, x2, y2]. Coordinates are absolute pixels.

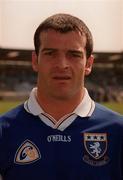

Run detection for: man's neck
[[36, 89, 85, 121]]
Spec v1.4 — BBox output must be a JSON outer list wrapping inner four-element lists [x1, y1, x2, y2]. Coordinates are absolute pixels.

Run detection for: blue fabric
[[0, 103, 123, 180]]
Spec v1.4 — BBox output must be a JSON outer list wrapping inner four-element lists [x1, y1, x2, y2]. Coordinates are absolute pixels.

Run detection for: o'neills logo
[[47, 135, 71, 142], [14, 140, 41, 165]]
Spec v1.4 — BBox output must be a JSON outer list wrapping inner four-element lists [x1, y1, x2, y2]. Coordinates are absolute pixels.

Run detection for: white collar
[[24, 87, 95, 118]]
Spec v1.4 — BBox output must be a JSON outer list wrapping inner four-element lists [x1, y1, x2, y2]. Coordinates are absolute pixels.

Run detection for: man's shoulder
[[0, 104, 25, 124], [93, 102, 123, 122]]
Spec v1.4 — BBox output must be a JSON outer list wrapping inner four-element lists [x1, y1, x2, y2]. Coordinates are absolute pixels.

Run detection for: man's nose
[[55, 54, 69, 69]]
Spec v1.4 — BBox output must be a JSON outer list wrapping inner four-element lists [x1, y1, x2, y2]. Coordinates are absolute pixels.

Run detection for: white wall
[[0, 0, 3, 47], [122, 0, 123, 49], [0, 0, 123, 52]]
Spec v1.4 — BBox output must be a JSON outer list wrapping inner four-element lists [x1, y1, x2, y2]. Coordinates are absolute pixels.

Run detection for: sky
[[0, 0, 123, 52]]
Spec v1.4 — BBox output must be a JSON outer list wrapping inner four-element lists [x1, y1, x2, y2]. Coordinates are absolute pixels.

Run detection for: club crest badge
[[14, 139, 41, 165], [84, 133, 107, 160]]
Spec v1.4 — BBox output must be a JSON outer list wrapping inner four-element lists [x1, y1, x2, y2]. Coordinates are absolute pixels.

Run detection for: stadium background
[[0, 0, 123, 115]]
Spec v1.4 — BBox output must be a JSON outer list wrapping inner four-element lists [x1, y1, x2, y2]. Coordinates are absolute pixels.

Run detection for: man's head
[[34, 13, 93, 59], [32, 13, 94, 101]]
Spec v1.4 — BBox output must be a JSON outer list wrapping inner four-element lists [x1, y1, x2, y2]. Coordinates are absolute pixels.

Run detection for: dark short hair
[[34, 13, 93, 58]]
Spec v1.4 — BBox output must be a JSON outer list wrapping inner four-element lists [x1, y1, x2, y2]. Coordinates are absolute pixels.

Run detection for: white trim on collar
[[24, 87, 95, 131], [24, 87, 95, 117], [73, 88, 95, 117], [24, 88, 44, 115]]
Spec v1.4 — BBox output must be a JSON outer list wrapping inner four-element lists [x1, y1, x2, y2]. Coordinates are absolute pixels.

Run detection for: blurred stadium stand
[[0, 48, 123, 102]]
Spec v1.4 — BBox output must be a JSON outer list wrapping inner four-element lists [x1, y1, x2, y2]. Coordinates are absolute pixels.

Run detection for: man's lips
[[52, 76, 71, 80]]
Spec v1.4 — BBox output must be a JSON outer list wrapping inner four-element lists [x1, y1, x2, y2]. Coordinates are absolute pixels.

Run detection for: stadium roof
[[0, 48, 123, 65]]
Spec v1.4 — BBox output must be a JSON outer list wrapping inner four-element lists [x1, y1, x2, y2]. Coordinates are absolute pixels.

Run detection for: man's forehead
[[39, 29, 87, 48], [40, 29, 86, 39]]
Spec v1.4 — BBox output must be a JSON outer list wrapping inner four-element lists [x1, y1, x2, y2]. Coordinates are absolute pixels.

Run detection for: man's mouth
[[53, 76, 71, 80]]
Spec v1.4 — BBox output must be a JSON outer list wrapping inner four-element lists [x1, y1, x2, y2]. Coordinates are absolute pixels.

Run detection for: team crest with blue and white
[[14, 139, 41, 165], [84, 133, 107, 160]]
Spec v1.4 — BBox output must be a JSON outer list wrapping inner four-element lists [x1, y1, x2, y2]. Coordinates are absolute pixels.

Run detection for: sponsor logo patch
[[83, 133, 109, 166], [14, 139, 41, 165]]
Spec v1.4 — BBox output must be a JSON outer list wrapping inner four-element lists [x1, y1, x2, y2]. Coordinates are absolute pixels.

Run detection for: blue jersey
[[0, 103, 123, 180]]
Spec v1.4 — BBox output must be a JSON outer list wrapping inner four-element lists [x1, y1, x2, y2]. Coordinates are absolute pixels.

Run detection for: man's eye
[[72, 53, 81, 57], [70, 53, 82, 58], [67, 51, 83, 58], [44, 51, 54, 55]]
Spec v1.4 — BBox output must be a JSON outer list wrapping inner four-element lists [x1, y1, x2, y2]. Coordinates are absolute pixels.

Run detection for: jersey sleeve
[[0, 119, 10, 177]]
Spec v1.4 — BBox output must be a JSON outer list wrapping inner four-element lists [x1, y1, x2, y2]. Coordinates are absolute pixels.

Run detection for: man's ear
[[85, 55, 94, 76], [32, 51, 38, 72]]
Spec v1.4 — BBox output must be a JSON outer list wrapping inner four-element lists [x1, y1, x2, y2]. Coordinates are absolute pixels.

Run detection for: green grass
[[102, 102, 123, 115], [0, 101, 123, 115], [0, 101, 23, 115]]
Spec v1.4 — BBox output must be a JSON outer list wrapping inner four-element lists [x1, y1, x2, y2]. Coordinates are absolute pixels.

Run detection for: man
[[0, 13, 123, 180]]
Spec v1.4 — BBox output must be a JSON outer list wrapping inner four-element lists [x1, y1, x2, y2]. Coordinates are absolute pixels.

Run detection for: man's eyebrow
[[68, 50, 83, 54], [41, 48, 57, 52], [40, 48, 84, 57], [68, 50, 84, 56]]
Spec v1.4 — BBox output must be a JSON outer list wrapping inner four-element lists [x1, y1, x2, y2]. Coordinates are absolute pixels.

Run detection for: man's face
[[32, 29, 93, 100]]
